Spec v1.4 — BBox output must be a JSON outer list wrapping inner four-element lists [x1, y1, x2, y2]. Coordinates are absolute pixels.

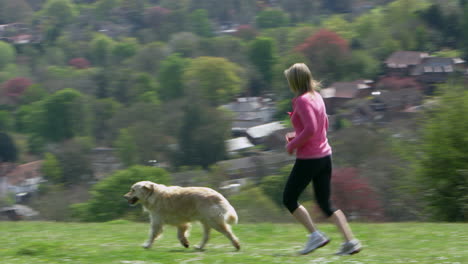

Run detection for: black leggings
[[283, 155, 336, 217]]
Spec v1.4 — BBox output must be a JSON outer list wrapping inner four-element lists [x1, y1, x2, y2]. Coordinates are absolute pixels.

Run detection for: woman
[[283, 63, 361, 255]]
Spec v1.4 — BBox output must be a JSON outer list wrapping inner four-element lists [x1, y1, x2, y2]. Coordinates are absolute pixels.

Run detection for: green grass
[[1, 221, 467, 264]]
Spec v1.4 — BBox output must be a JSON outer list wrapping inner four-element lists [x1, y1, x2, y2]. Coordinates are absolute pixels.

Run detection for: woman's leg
[[330, 209, 354, 242], [283, 159, 316, 233], [312, 156, 355, 242]]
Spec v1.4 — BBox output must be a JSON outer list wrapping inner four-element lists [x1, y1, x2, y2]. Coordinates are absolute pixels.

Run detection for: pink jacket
[[286, 91, 332, 159]]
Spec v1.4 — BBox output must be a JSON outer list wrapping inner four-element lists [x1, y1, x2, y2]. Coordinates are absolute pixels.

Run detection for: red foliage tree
[[144, 6, 171, 28], [68, 57, 91, 69], [234, 24, 258, 41], [295, 29, 350, 80], [2, 77, 32, 98], [331, 168, 385, 221]]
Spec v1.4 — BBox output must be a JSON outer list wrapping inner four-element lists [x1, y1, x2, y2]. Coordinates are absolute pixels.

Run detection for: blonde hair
[[284, 63, 320, 95]]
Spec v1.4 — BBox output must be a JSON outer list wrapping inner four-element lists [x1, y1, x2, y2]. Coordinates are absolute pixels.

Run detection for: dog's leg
[[211, 222, 240, 251], [143, 218, 162, 249], [177, 223, 191, 248], [195, 223, 211, 250]]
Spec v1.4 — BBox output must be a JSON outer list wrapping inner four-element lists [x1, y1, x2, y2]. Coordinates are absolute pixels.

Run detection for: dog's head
[[123, 181, 154, 205]]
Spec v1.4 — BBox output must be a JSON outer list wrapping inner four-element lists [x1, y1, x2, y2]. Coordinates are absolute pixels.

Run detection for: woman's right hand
[[285, 132, 296, 143]]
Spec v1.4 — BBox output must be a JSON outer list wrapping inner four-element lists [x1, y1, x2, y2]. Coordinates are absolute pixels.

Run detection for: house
[[3, 161, 44, 203], [221, 97, 276, 136], [0, 23, 40, 44], [384, 51, 430, 76], [245, 121, 285, 145], [216, 151, 295, 180], [320, 80, 374, 114], [0, 163, 15, 199], [226, 137, 254, 154], [0, 204, 39, 221], [410, 57, 465, 85]]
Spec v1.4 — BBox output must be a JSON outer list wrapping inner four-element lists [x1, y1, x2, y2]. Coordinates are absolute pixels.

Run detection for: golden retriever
[[123, 181, 240, 250]]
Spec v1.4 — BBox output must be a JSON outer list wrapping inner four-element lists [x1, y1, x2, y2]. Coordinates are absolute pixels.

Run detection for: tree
[[112, 38, 138, 64], [89, 34, 115, 66], [132, 42, 169, 74], [114, 128, 139, 167], [278, 0, 320, 23], [0, 111, 13, 131], [158, 53, 186, 101], [295, 29, 350, 82], [91, 98, 121, 144], [248, 37, 275, 93], [0, 132, 17, 162], [256, 8, 289, 29], [460, 4, 468, 59], [183, 56, 245, 106], [0, 41, 15, 70], [175, 102, 230, 169], [41, 0, 77, 42], [2, 77, 33, 104], [0, 0, 33, 24], [233, 25, 257, 41], [42, 88, 89, 142], [189, 9, 213, 38], [331, 168, 385, 221], [168, 32, 200, 58], [55, 137, 93, 185], [71, 165, 170, 222], [415, 82, 468, 221], [41, 152, 63, 184]]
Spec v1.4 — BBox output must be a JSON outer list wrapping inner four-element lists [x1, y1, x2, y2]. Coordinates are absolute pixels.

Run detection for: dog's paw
[[181, 242, 189, 248], [142, 242, 152, 249], [194, 245, 205, 251]]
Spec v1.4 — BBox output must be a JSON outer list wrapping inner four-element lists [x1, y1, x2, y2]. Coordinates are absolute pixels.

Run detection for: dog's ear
[[142, 182, 154, 192]]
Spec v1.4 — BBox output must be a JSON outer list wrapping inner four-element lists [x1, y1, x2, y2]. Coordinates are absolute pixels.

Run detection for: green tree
[[189, 9, 213, 37], [132, 42, 169, 74], [175, 102, 230, 169], [168, 32, 200, 58], [43, 88, 89, 142], [42, 152, 63, 184], [0, 132, 17, 162], [158, 53, 186, 101], [460, 4, 468, 59], [41, 0, 77, 42], [0, 111, 13, 131], [112, 38, 138, 64], [92, 98, 122, 144], [415, 81, 468, 221], [72, 165, 170, 222], [0, 41, 15, 70], [0, 0, 32, 24], [89, 34, 115, 66], [55, 137, 93, 185], [256, 8, 289, 29], [183, 56, 245, 105], [114, 128, 139, 167], [248, 37, 275, 93]]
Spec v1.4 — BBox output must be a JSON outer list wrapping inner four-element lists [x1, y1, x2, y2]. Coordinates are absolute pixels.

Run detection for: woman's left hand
[[286, 144, 294, 155]]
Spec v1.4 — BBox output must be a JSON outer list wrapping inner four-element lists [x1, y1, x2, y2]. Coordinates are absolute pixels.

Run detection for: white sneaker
[[299, 231, 330, 255], [336, 239, 362, 255]]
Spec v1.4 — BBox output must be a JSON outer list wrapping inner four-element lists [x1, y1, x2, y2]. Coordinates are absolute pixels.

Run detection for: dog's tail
[[225, 204, 238, 225]]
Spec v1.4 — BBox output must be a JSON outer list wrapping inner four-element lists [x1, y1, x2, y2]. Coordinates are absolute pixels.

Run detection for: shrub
[[229, 186, 289, 223], [331, 168, 385, 221], [71, 165, 170, 222]]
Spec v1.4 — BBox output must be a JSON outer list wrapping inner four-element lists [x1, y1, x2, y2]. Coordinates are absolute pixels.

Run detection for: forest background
[[0, 0, 467, 223]]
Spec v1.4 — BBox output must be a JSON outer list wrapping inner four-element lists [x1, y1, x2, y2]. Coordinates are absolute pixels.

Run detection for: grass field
[[0, 221, 467, 264]]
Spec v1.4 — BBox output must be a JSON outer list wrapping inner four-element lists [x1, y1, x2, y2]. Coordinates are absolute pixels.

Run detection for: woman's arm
[[286, 97, 316, 153]]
